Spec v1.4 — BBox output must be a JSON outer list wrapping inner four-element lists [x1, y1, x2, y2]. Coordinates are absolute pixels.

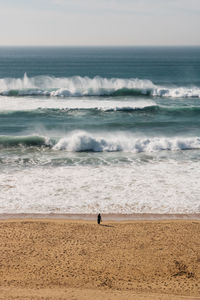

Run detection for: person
[[97, 213, 102, 225]]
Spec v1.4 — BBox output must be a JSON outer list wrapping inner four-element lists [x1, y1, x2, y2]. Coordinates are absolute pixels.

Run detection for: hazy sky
[[0, 0, 200, 46]]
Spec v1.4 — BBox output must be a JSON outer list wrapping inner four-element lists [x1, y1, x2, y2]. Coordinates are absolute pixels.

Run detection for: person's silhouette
[[97, 213, 102, 225]]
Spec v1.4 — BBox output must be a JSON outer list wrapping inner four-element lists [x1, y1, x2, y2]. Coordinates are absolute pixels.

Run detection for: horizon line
[[0, 45, 200, 48]]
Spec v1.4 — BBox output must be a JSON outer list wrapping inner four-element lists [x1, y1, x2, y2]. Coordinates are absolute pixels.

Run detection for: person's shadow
[[100, 224, 114, 228]]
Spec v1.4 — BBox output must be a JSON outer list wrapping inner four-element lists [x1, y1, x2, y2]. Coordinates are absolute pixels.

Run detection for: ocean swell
[[0, 135, 50, 148], [1, 74, 200, 98]]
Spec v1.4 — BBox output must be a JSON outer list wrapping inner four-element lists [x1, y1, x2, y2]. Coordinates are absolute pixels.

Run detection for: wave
[[1, 74, 200, 98], [53, 132, 200, 152], [0, 97, 157, 113], [2, 132, 200, 153], [2, 104, 200, 118], [0, 135, 50, 148]]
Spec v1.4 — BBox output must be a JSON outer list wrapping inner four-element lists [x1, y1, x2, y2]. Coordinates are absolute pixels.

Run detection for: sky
[[0, 0, 200, 46]]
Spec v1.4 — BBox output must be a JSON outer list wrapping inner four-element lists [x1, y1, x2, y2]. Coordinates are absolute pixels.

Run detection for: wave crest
[[53, 132, 200, 153], [1, 132, 200, 152], [1, 74, 200, 98]]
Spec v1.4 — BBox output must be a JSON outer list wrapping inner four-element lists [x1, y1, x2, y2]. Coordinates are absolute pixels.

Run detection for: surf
[[2, 132, 200, 153], [1, 74, 200, 98]]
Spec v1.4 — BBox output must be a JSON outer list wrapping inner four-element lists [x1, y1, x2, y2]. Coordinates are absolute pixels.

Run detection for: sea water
[[0, 46, 200, 214]]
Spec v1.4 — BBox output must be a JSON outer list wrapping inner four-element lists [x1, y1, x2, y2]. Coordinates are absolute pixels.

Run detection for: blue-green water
[[0, 47, 200, 214]]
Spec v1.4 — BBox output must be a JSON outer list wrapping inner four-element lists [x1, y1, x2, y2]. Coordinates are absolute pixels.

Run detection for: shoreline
[[0, 212, 200, 221]]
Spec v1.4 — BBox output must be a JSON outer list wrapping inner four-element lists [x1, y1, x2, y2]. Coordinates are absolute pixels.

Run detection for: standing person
[[97, 213, 102, 225]]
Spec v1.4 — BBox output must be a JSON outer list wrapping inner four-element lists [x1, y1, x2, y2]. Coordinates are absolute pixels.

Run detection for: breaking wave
[[53, 132, 200, 152], [1, 74, 200, 98], [2, 132, 200, 153]]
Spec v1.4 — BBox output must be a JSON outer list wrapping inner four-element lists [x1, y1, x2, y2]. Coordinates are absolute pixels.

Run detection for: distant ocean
[[0, 46, 200, 214]]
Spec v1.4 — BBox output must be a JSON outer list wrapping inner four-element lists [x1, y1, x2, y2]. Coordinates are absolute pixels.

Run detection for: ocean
[[0, 46, 200, 215]]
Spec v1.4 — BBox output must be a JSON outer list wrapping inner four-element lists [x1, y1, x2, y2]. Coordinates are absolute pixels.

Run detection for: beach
[[1, 47, 200, 299], [0, 0, 200, 295], [0, 218, 199, 299]]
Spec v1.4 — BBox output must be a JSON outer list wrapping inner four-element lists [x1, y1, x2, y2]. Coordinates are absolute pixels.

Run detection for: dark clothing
[[97, 213, 102, 224]]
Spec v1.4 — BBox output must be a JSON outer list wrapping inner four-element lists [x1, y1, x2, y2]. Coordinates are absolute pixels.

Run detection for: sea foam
[[1, 163, 200, 214], [0, 95, 156, 112]]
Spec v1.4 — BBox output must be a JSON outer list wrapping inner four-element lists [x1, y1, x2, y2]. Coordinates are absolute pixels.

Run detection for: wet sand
[[0, 213, 200, 220], [0, 219, 199, 299]]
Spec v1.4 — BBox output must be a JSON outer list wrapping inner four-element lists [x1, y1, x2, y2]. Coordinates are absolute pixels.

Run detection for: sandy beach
[[0, 218, 199, 299]]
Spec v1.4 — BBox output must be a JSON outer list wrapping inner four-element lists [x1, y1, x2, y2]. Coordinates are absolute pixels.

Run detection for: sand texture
[[0, 219, 199, 299]]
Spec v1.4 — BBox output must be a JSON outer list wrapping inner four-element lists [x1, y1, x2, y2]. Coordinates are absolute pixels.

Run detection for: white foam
[[0, 74, 155, 96], [154, 86, 200, 98], [0, 74, 200, 98], [53, 131, 200, 153], [1, 162, 200, 214], [0, 95, 155, 112]]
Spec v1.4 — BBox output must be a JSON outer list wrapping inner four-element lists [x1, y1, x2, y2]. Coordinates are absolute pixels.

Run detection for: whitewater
[[1, 73, 200, 98], [0, 46, 200, 215]]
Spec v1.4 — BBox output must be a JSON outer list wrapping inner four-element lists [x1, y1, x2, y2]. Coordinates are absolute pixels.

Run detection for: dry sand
[[0, 219, 199, 299]]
